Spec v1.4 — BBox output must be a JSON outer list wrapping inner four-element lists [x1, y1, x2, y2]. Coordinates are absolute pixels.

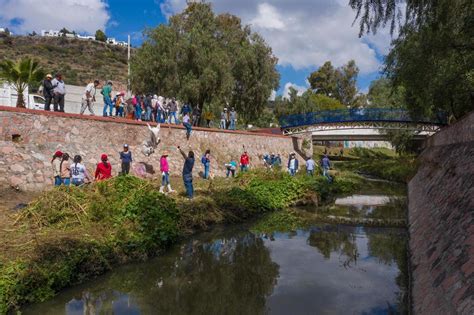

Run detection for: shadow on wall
[[292, 136, 312, 159]]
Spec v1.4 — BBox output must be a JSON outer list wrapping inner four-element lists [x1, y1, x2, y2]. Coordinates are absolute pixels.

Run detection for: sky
[[0, 0, 394, 97]]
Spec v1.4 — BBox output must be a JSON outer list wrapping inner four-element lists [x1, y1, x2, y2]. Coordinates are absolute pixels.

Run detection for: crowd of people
[[51, 142, 332, 199]]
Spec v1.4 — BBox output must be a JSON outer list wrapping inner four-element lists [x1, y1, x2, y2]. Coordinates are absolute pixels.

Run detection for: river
[[22, 183, 408, 314]]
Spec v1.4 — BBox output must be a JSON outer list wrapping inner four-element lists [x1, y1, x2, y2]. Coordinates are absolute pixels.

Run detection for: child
[[159, 152, 175, 193], [119, 144, 132, 175], [183, 112, 192, 140], [95, 154, 112, 181], [51, 150, 63, 186], [60, 153, 71, 185], [70, 155, 91, 186]]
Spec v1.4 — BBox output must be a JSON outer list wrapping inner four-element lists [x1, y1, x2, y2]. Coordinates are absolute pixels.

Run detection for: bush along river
[[18, 174, 409, 314]]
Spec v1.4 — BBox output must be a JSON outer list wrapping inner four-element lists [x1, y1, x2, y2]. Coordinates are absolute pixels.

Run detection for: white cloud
[[282, 82, 307, 99], [159, 0, 394, 74], [0, 0, 110, 34]]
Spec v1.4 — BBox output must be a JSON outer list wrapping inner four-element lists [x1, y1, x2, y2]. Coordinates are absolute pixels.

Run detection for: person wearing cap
[[80, 80, 100, 115], [95, 154, 112, 181], [51, 73, 66, 112], [119, 144, 132, 175], [101, 80, 113, 117], [42, 74, 54, 111], [240, 151, 250, 172], [114, 92, 125, 117], [159, 151, 175, 193], [51, 150, 63, 186]]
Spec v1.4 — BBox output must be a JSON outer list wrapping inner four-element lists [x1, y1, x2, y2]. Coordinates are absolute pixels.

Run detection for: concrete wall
[[408, 111, 474, 314], [0, 106, 310, 191]]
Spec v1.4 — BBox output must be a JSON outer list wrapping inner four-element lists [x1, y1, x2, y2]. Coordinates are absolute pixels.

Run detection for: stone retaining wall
[[0, 106, 310, 191], [408, 111, 474, 314]]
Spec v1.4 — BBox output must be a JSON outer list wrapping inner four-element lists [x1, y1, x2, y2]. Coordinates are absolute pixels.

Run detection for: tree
[[308, 61, 337, 96], [95, 29, 107, 42], [351, 0, 474, 120], [308, 60, 359, 106], [130, 2, 279, 123], [0, 58, 45, 108], [309, 94, 345, 111], [60, 27, 71, 36], [367, 78, 405, 108]]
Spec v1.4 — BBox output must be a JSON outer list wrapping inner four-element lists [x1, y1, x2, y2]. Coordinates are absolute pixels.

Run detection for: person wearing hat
[[119, 144, 132, 175], [51, 73, 66, 112], [113, 92, 125, 117], [51, 150, 63, 186], [95, 154, 112, 181], [42, 74, 54, 111], [159, 151, 175, 193], [287, 152, 299, 176], [80, 80, 100, 115], [101, 80, 113, 117]]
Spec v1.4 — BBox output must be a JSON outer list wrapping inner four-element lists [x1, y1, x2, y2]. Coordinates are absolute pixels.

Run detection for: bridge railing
[[279, 108, 448, 129]]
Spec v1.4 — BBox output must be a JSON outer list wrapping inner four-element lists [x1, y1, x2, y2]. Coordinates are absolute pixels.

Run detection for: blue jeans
[[145, 107, 152, 121], [240, 165, 248, 172], [156, 110, 164, 123], [323, 166, 332, 182], [307, 170, 314, 176], [135, 107, 142, 120], [54, 176, 62, 186], [161, 172, 170, 186], [220, 119, 226, 129], [226, 169, 235, 177], [183, 174, 193, 199], [289, 168, 296, 176], [62, 178, 71, 186], [103, 97, 113, 116], [116, 107, 124, 117], [204, 163, 210, 179], [183, 122, 192, 137], [230, 119, 236, 130], [72, 178, 84, 186], [169, 111, 179, 124]]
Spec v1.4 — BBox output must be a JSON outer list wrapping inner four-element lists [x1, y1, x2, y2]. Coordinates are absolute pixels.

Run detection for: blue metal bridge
[[279, 108, 447, 137]]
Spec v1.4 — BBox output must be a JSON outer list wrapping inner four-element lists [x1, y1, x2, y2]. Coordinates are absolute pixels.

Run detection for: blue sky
[[0, 0, 392, 96]]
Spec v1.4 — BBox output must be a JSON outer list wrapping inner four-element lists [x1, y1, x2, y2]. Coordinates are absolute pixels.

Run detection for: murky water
[[23, 222, 408, 315]]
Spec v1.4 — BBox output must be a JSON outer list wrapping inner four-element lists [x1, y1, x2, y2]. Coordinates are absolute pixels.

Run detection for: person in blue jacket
[[287, 152, 299, 176]]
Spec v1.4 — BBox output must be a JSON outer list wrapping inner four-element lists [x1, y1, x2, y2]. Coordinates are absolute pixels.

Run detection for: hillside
[[0, 35, 129, 90]]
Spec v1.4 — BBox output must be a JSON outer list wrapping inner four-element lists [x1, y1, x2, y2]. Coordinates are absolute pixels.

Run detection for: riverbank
[[0, 170, 363, 314]]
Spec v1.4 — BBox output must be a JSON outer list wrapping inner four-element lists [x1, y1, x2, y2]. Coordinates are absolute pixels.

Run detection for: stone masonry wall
[[408, 111, 474, 314], [0, 107, 310, 191]]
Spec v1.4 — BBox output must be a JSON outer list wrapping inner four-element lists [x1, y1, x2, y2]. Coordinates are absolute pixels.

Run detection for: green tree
[[308, 61, 337, 96], [309, 93, 345, 111], [95, 29, 107, 42], [367, 78, 405, 108], [0, 58, 45, 108], [351, 0, 474, 120], [308, 60, 360, 106], [130, 2, 279, 124]]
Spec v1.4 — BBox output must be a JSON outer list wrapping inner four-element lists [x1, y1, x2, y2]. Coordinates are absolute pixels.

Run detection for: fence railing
[[279, 108, 448, 129]]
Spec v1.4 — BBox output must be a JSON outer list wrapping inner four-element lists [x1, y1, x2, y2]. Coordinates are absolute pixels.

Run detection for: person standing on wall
[[51, 150, 63, 186], [80, 80, 100, 115], [119, 144, 132, 175], [42, 74, 54, 111], [183, 112, 192, 140], [220, 108, 228, 129], [201, 149, 211, 179], [159, 152, 175, 193], [229, 107, 237, 130], [51, 73, 66, 112], [168, 98, 179, 124], [178, 146, 195, 199], [287, 152, 299, 176], [101, 81, 113, 117]]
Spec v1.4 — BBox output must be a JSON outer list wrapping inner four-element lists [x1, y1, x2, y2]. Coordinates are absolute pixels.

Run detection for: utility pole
[[127, 34, 131, 96]]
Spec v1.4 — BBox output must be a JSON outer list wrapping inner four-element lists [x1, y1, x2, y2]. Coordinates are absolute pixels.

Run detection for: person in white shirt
[[70, 155, 91, 186], [51, 73, 66, 112], [80, 80, 100, 115]]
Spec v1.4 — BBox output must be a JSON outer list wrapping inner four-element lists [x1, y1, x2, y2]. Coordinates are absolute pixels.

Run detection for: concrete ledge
[[425, 111, 474, 147], [0, 105, 289, 139]]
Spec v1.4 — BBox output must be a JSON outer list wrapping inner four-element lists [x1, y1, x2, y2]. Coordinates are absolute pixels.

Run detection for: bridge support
[[291, 132, 313, 159]]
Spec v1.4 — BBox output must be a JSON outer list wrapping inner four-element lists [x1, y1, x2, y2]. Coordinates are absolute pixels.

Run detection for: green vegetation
[[130, 2, 279, 123], [0, 57, 44, 107], [0, 36, 128, 88], [251, 210, 306, 234], [95, 29, 107, 42], [0, 170, 364, 314], [351, 0, 474, 120]]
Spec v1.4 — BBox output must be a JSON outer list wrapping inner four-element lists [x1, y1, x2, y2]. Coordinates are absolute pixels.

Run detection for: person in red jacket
[[240, 151, 250, 172], [95, 154, 112, 181]]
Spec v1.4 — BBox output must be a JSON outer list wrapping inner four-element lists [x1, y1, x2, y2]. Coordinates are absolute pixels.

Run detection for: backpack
[[201, 155, 207, 164]]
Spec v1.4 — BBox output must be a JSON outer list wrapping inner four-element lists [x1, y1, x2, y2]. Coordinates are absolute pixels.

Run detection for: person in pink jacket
[[159, 152, 175, 193]]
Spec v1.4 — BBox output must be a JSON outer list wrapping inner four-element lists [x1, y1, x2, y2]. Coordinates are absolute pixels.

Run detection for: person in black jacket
[[42, 74, 54, 111]]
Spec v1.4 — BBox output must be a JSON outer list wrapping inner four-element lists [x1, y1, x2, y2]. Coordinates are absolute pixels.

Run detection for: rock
[[32, 153, 47, 161], [33, 119, 42, 129], [9, 175, 23, 187], [10, 164, 25, 172], [1, 146, 15, 154]]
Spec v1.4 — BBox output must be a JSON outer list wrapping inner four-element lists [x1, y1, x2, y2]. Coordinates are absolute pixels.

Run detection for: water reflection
[[23, 225, 407, 315]]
